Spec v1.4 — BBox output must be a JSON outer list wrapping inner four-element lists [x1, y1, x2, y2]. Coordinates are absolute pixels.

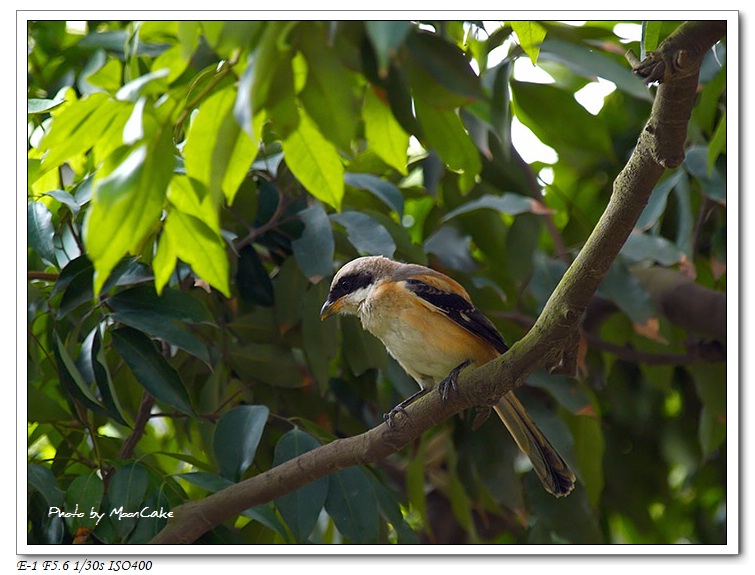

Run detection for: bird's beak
[[320, 297, 342, 320]]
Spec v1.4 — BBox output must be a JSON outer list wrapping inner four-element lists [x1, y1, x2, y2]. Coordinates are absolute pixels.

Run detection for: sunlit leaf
[[282, 111, 345, 211], [511, 21, 548, 64]]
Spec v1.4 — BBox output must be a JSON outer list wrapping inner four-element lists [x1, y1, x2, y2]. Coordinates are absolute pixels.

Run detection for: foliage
[[27, 20, 727, 545]]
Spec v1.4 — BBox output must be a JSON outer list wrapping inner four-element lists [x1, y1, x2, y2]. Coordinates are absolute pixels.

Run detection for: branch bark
[[149, 20, 726, 545]]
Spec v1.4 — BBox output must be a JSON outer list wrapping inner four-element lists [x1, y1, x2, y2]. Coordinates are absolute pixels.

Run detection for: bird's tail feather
[[494, 393, 576, 497]]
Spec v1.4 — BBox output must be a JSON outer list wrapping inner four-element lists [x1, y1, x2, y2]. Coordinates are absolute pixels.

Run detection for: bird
[[320, 255, 575, 497]]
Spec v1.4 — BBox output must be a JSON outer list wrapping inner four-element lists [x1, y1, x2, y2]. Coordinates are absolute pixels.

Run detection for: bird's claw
[[438, 360, 471, 401]]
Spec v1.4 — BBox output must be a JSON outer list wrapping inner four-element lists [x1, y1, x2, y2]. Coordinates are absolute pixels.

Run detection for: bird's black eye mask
[[332, 270, 374, 299]]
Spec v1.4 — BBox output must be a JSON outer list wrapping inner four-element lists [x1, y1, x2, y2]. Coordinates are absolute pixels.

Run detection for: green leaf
[[227, 343, 308, 388], [539, 39, 652, 102], [28, 201, 56, 264], [362, 88, 410, 175], [273, 428, 328, 543], [708, 110, 726, 173], [282, 110, 345, 211], [107, 462, 149, 539], [109, 311, 210, 365], [291, 203, 335, 282], [598, 260, 654, 325], [214, 405, 270, 482], [107, 284, 215, 324], [330, 211, 396, 257], [636, 170, 685, 231], [414, 99, 481, 193], [641, 21, 663, 59], [65, 471, 105, 531], [301, 282, 338, 390], [324, 467, 380, 543], [28, 97, 65, 114], [233, 56, 265, 143], [184, 87, 257, 206], [28, 464, 65, 509], [341, 316, 388, 376], [177, 471, 234, 493], [299, 30, 361, 151], [689, 364, 726, 458], [79, 326, 128, 425], [365, 21, 412, 77], [85, 128, 174, 295], [38, 93, 125, 176], [115, 68, 170, 102], [405, 30, 484, 102], [157, 209, 230, 297], [511, 21, 548, 64], [442, 193, 539, 222], [620, 231, 685, 267], [562, 409, 605, 508], [111, 327, 193, 415], [511, 80, 614, 160], [54, 333, 108, 415], [344, 172, 404, 217]]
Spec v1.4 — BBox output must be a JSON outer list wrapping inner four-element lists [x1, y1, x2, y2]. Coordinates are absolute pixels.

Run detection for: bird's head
[[320, 256, 399, 319]]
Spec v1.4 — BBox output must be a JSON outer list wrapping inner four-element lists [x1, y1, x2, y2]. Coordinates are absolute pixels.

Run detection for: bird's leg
[[438, 360, 471, 402], [383, 387, 431, 429]]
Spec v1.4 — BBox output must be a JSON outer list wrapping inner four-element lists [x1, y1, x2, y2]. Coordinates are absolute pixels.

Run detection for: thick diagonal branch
[[149, 20, 726, 545]]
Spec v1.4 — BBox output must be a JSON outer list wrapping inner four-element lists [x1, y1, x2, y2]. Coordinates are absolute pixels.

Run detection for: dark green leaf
[[324, 466, 380, 543], [341, 316, 388, 376], [511, 80, 614, 160], [344, 172, 404, 218], [28, 464, 65, 509], [365, 21, 412, 77], [539, 38, 652, 102], [177, 471, 234, 493], [442, 193, 537, 222], [636, 170, 684, 231], [54, 332, 108, 416], [111, 327, 193, 414], [65, 471, 104, 531], [273, 428, 328, 542], [414, 99, 481, 193], [301, 282, 338, 389], [330, 211, 396, 257], [79, 326, 128, 425], [598, 260, 654, 324], [235, 245, 275, 307], [28, 201, 56, 264], [227, 343, 307, 388], [214, 405, 270, 482], [107, 285, 215, 324], [292, 203, 335, 282], [621, 231, 685, 267], [405, 30, 484, 101], [107, 462, 149, 539]]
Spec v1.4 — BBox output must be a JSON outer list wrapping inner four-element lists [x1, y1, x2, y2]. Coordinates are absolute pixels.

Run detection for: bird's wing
[[403, 276, 509, 354]]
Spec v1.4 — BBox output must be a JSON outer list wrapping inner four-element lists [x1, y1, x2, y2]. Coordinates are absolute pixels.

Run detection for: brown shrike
[[321, 255, 575, 497]]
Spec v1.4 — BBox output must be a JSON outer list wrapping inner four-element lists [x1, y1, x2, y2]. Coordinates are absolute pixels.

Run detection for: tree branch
[[149, 20, 726, 545]]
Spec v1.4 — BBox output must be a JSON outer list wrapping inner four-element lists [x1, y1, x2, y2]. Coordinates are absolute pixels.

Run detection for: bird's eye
[[338, 278, 352, 291]]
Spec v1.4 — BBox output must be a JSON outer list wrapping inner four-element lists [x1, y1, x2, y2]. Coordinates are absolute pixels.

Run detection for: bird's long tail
[[494, 392, 576, 497]]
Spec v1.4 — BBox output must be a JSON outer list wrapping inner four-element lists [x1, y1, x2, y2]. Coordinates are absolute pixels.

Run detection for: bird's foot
[[438, 360, 471, 402], [383, 387, 430, 429]]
